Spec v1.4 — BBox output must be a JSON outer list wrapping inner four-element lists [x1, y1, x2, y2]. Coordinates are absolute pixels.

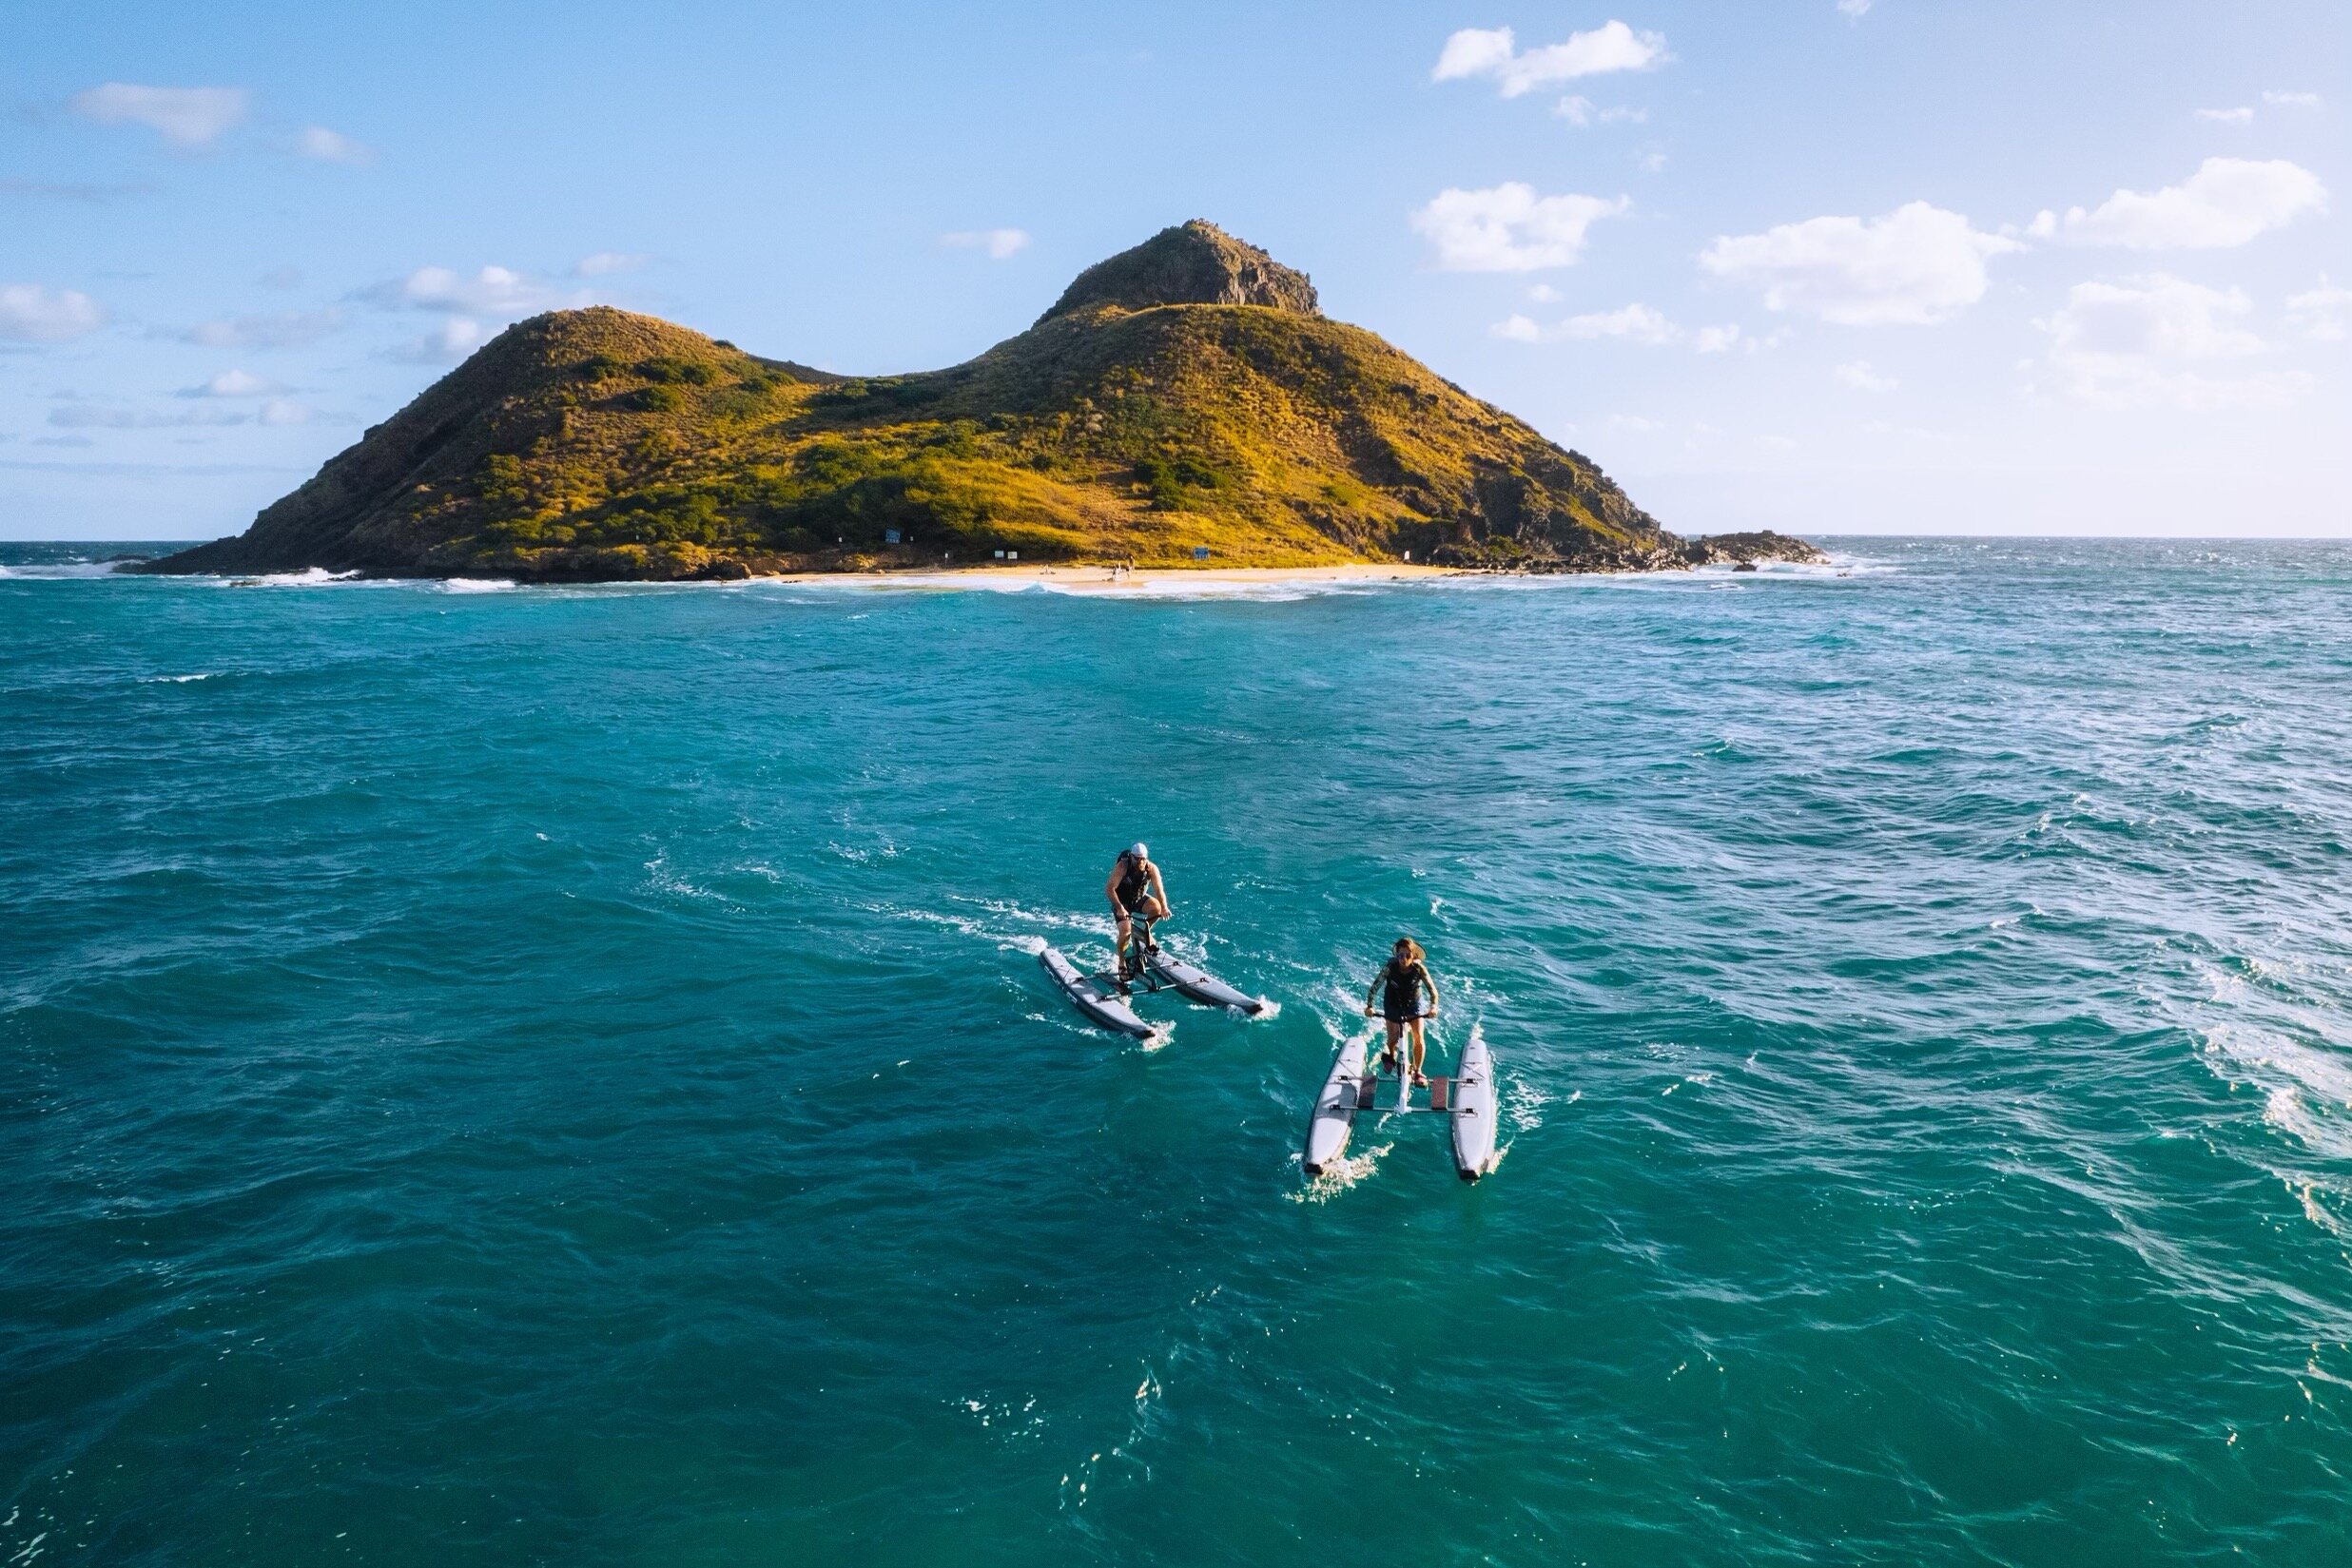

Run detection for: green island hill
[[133, 222, 1825, 583]]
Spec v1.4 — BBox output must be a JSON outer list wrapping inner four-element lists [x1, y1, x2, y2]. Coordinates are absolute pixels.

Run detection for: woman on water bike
[[1365, 937, 1440, 1085], [1105, 842, 1170, 992]]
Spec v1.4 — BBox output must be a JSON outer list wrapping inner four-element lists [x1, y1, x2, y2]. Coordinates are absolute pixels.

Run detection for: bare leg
[[1382, 1018, 1403, 1074], [1408, 1019, 1428, 1083]]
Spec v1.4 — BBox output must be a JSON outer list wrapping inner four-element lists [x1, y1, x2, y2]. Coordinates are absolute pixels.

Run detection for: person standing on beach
[[1365, 937, 1439, 1085]]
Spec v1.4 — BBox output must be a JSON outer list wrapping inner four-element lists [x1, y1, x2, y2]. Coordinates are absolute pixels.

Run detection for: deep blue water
[[4, 538, 2350, 1565]]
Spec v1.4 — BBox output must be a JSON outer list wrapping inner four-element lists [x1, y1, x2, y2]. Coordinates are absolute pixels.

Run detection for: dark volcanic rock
[[1038, 220, 1320, 323], [1682, 530, 1830, 567]]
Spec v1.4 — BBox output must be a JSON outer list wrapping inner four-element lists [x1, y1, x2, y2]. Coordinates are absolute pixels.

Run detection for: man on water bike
[[1106, 842, 1170, 993]]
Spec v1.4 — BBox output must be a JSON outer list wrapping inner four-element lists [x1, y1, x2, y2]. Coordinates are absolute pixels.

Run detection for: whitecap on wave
[[2204, 1023, 2352, 1163], [0, 559, 129, 580]]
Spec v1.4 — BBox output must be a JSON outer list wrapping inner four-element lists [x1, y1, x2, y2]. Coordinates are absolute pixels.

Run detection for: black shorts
[[1382, 995, 1425, 1022]]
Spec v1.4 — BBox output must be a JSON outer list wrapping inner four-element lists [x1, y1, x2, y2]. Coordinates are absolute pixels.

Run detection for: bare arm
[[1421, 966, 1441, 1016], [1146, 863, 1169, 913], [1105, 863, 1126, 912]]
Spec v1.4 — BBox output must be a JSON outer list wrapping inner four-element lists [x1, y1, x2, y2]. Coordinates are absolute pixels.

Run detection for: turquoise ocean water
[[4, 538, 2350, 1564]]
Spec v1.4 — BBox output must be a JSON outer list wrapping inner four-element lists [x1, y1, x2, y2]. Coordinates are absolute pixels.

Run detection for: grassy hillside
[[141, 223, 1700, 582]]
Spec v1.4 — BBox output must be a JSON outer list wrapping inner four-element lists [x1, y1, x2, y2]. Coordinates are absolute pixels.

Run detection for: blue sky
[[4, 0, 2345, 539]]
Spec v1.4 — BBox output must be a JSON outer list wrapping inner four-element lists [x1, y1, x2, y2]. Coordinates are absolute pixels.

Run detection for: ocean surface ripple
[[3, 538, 2349, 1565]]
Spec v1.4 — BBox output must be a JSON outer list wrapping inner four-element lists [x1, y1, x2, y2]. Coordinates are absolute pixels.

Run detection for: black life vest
[[1382, 958, 1429, 1012], [1115, 855, 1151, 909]]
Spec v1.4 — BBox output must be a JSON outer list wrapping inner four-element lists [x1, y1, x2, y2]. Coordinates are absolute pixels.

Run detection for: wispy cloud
[[2286, 276, 2352, 341], [297, 126, 372, 164], [1412, 184, 1629, 271], [363, 264, 593, 315], [1837, 0, 1875, 18], [0, 283, 106, 342], [941, 228, 1031, 260], [178, 369, 285, 398], [70, 83, 249, 145], [2263, 90, 2323, 109], [388, 317, 489, 363], [2034, 273, 2303, 409], [1434, 22, 1670, 97], [173, 308, 344, 349], [1555, 96, 1645, 126], [1835, 359, 1898, 392], [574, 251, 649, 277], [1493, 302, 1747, 352], [2195, 106, 2254, 126], [50, 402, 248, 429], [1701, 202, 2018, 325]]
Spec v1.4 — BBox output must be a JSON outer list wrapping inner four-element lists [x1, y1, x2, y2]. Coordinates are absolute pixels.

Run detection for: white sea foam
[[142, 672, 219, 684], [1287, 1140, 1396, 1203], [2205, 1023, 2352, 1162], [435, 577, 519, 593], [0, 559, 127, 579], [214, 567, 368, 588], [1504, 1074, 1552, 1133]]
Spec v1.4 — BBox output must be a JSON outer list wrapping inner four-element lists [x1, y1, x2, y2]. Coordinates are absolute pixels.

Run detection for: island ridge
[[135, 222, 1823, 583]]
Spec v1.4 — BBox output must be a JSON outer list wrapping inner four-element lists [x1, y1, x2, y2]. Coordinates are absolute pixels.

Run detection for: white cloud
[[1412, 183, 1629, 271], [2056, 157, 2325, 249], [942, 228, 1031, 260], [575, 251, 649, 277], [1494, 303, 1748, 353], [1562, 302, 1678, 343], [259, 398, 312, 425], [2036, 273, 2304, 409], [1835, 359, 1898, 392], [179, 369, 283, 398], [1700, 202, 2018, 325], [0, 283, 105, 341], [2195, 106, 2255, 126], [70, 84, 249, 145], [1635, 145, 1668, 173], [2264, 90, 2323, 109], [2286, 276, 2352, 341], [297, 126, 371, 164], [179, 308, 343, 348], [1556, 96, 1644, 126], [390, 317, 489, 362], [367, 265, 591, 315], [1527, 283, 1562, 302], [1433, 22, 1669, 98], [1837, 0, 1874, 16]]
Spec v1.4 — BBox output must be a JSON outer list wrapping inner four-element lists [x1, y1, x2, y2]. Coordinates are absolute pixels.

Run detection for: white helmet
[[1127, 842, 1149, 861]]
